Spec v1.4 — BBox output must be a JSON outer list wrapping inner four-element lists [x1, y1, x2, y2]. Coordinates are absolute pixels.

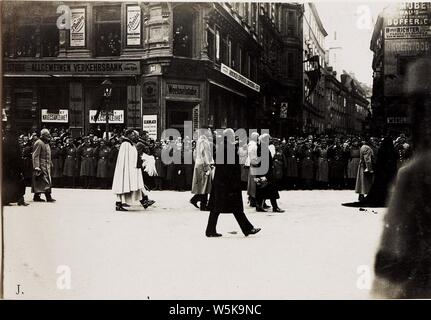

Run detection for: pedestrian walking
[[206, 129, 261, 237], [190, 134, 213, 211], [112, 129, 155, 211], [32, 129, 56, 202]]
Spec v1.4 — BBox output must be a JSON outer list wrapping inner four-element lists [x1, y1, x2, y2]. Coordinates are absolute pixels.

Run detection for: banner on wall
[[70, 8, 86, 47], [89, 110, 124, 124], [126, 5, 142, 46], [143, 115, 157, 140], [41, 109, 69, 123]]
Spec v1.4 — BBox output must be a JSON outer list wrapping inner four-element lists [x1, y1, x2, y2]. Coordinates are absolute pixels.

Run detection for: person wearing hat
[[95, 138, 112, 189], [372, 57, 431, 298], [354, 136, 375, 202], [78, 137, 96, 189], [254, 133, 285, 213], [32, 129, 56, 202], [112, 129, 155, 211], [62, 136, 78, 188], [206, 128, 261, 237], [282, 136, 299, 190]]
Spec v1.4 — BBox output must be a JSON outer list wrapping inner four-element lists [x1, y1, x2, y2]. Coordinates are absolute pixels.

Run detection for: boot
[[190, 195, 199, 209], [17, 197, 29, 206], [200, 195, 209, 211], [33, 194, 45, 202], [140, 195, 155, 209], [45, 192, 56, 202], [115, 201, 128, 211], [256, 199, 267, 212]]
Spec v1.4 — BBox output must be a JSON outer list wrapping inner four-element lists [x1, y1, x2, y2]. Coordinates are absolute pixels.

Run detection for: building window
[[287, 11, 296, 37], [41, 16, 59, 57], [288, 52, 294, 76], [221, 35, 228, 65], [16, 25, 38, 57], [207, 29, 215, 61], [173, 5, 196, 58], [231, 42, 238, 70], [94, 5, 121, 56]]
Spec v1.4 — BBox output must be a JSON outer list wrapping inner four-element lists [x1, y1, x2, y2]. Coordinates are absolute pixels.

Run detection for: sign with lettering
[[127, 5, 141, 46], [192, 105, 200, 133], [384, 2, 431, 39], [166, 83, 200, 98], [220, 63, 260, 92], [143, 115, 157, 140], [41, 109, 69, 123], [89, 110, 124, 124], [387, 116, 409, 124], [4, 61, 141, 75], [70, 8, 86, 47]]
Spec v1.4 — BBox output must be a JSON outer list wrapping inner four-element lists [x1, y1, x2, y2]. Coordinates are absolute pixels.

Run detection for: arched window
[[173, 5, 196, 58]]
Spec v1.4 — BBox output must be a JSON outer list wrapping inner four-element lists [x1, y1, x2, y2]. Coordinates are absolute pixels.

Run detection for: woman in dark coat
[[362, 137, 398, 207], [206, 129, 261, 237], [2, 129, 29, 206], [62, 137, 78, 188], [254, 134, 284, 213]]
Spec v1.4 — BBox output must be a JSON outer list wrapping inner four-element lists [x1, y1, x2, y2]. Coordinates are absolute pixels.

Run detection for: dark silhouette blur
[[373, 57, 431, 298]]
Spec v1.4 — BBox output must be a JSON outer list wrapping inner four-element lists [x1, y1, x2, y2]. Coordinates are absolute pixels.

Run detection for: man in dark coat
[[206, 129, 261, 237], [255, 134, 284, 212], [2, 128, 29, 206], [32, 129, 56, 202]]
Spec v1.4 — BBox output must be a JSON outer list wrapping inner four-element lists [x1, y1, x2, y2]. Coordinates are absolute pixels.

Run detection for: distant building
[[370, 2, 431, 135]]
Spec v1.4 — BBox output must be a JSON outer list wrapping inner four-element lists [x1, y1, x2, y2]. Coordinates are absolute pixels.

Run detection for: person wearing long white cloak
[[112, 129, 155, 211]]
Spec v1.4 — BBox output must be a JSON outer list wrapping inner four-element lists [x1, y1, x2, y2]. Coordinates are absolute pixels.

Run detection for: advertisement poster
[[143, 115, 157, 140], [70, 8, 86, 47], [41, 109, 69, 123], [89, 110, 124, 124], [127, 5, 141, 46]]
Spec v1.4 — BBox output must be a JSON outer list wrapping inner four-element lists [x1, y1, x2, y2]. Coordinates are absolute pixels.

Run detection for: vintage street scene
[[1, 1, 431, 299]]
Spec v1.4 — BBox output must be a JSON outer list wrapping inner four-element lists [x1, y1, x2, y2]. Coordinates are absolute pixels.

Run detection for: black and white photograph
[[0, 0, 431, 303]]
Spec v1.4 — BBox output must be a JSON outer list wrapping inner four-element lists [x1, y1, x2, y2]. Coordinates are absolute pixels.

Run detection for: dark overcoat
[[207, 141, 244, 213], [32, 138, 52, 193], [2, 134, 26, 203], [255, 144, 280, 200]]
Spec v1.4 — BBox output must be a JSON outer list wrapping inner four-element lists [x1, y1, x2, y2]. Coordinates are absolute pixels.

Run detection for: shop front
[[3, 59, 142, 136]]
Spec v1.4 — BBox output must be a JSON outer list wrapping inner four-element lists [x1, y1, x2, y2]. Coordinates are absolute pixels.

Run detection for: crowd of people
[[13, 127, 413, 195]]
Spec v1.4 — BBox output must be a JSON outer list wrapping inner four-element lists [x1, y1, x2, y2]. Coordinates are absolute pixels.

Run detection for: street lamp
[[101, 79, 113, 141]]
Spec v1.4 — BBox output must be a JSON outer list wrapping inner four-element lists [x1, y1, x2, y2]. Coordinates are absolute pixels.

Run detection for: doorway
[[166, 100, 198, 138]]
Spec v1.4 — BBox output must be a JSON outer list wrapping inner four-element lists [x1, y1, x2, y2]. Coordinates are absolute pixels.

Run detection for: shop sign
[[4, 60, 141, 75], [143, 115, 157, 140], [385, 26, 431, 39], [220, 63, 260, 92], [41, 109, 69, 123], [89, 110, 124, 124], [126, 5, 141, 46], [387, 116, 409, 124], [192, 105, 200, 133], [70, 8, 86, 47], [166, 83, 200, 98]]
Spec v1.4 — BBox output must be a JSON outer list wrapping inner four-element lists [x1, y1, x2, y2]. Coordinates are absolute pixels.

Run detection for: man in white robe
[[112, 129, 154, 211]]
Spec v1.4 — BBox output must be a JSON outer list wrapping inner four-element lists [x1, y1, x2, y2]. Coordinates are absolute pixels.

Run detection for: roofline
[[308, 3, 328, 37]]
